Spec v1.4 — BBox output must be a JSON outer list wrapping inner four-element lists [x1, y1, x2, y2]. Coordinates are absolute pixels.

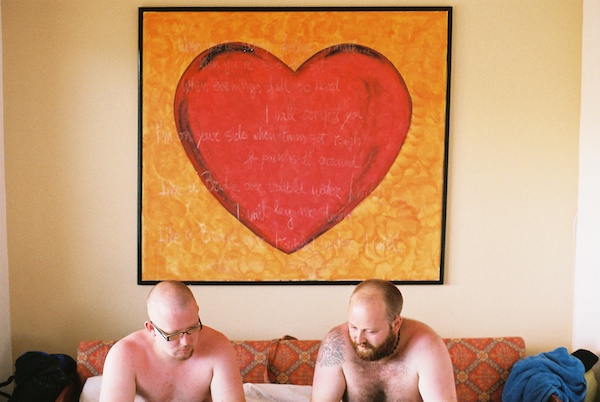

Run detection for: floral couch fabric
[[73, 336, 525, 402]]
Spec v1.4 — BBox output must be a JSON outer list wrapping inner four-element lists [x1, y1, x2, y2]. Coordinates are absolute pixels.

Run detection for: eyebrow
[[164, 319, 200, 335], [349, 322, 379, 331]]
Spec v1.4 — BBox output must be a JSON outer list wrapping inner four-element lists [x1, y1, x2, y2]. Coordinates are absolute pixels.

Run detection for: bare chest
[[343, 360, 422, 402], [136, 361, 212, 402]]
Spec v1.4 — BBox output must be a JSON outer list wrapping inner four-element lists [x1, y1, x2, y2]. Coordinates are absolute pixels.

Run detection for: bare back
[[311, 319, 457, 402], [100, 326, 244, 402]]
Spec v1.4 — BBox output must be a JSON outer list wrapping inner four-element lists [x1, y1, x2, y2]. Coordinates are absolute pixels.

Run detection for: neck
[[385, 330, 401, 358]]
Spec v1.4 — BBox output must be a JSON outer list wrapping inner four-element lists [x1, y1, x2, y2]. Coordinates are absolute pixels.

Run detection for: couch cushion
[[231, 340, 271, 383], [447, 337, 525, 401], [231, 339, 321, 385], [77, 340, 116, 383], [265, 339, 321, 385]]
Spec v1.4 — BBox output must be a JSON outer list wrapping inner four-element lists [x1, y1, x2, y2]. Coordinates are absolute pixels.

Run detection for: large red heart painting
[[174, 42, 412, 254]]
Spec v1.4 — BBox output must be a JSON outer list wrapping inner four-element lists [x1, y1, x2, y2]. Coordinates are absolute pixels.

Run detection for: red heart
[[174, 43, 411, 254]]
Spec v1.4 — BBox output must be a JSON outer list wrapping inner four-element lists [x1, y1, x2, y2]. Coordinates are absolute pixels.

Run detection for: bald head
[[350, 279, 403, 322], [147, 281, 198, 322]]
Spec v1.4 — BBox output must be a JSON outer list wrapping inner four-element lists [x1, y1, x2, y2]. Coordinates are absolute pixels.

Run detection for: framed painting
[[138, 7, 452, 285]]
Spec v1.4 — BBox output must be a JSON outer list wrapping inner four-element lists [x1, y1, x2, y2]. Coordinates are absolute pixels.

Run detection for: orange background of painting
[[140, 9, 450, 282]]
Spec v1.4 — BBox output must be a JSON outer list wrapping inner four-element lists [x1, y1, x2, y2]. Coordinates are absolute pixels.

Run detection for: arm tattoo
[[317, 330, 346, 367]]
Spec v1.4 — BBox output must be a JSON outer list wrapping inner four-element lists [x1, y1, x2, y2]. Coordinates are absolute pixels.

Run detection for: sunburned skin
[[103, 325, 233, 402], [317, 321, 432, 402], [311, 280, 457, 402], [99, 281, 245, 402]]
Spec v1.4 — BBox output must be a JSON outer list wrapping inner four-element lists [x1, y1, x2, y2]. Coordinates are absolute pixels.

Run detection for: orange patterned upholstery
[[73, 336, 525, 401], [448, 337, 525, 401], [76, 340, 116, 383], [231, 338, 321, 385]]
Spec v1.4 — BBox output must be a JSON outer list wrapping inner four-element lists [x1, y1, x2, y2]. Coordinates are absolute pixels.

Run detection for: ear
[[144, 321, 155, 334], [393, 315, 403, 332]]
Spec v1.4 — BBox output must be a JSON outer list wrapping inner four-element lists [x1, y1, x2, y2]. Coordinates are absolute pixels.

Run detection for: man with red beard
[[311, 279, 456, 402], [100, 281, 245, 402]]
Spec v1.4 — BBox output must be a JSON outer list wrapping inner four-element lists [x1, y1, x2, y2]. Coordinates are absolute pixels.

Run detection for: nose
[[179, 333, 191, 345], [355, 330, 366, 344]]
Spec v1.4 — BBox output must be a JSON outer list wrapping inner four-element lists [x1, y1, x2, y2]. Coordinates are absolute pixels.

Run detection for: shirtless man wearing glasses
[[100, 280, 245, 402], [311, 279, 457, 402]]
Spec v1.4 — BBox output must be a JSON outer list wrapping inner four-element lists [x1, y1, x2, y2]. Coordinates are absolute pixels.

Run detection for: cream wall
[[0, 4, 13, 382], [2, 0, 583, 361], [574, 0, 600, 352]]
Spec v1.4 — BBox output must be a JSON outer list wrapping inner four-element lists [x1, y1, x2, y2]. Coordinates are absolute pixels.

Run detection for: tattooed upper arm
[[317, 330, 346, 367]]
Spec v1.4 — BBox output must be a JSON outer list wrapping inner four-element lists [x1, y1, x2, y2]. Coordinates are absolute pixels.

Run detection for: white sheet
[[243, 383, 312, 402], [79, 376, 101, 402], [79, 376, 312, 402]]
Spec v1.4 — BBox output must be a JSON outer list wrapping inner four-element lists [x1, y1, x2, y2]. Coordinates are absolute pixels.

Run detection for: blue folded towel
[[503, 347, 587, 402]]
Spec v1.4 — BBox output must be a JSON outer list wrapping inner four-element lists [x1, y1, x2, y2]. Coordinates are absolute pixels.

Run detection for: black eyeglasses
[[151, 317, 203, 341]]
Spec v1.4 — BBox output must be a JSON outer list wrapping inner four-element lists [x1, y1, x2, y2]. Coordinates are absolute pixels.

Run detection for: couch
[[55, 336, 526, 401]]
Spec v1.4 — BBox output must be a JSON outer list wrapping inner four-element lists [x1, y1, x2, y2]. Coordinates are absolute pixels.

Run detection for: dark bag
[[0, 351, 77, 402], [0, 376, 12, 400]]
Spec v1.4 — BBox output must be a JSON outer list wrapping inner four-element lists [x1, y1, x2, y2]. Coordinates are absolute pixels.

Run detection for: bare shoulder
[[316, 324, 350, 368], [199, 326, 234, 350], [402, 319, 450, 365], [107, 330, 149, 359], [198, 327, 245, 401], [100, 331, 150, 401], [203, 325, 231, 340], [403, 318, 445, 344], [196, 326, 238, 364], [312, 325, 349, 401], [402, 320, 456, 401]]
